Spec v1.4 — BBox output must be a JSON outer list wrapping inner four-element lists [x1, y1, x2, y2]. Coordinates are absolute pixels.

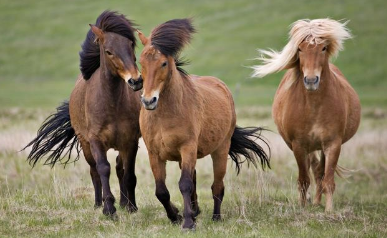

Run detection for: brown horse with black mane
[[24, 11, 142, 216], [133, 19, 270, 230], [253, 19, 361, 212]]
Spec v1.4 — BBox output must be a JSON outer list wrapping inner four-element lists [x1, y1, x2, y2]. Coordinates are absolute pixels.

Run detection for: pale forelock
[[252, 18, 352, 78]]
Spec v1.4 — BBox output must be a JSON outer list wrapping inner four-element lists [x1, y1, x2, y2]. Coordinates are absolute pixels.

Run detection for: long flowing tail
[[22, 101, 80, 167], [228, 126, 271, 174]]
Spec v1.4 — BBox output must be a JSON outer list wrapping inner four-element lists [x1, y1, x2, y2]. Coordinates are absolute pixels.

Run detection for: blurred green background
[[0, 0, 386, 109]]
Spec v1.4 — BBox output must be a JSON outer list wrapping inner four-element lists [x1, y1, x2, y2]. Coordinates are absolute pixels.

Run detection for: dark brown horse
[[135, 19, 270, 230], [253, 19, 361, 212], [24, 11, 142, 216]]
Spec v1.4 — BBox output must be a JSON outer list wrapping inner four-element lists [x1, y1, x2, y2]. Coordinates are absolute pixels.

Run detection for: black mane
[[150, 18, 195, 77], [79, 11, 137, 80]]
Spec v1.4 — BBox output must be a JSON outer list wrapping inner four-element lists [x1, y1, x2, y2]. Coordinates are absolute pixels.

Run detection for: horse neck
[[97, 56, 127, 104], [157, 69, 195, 115]]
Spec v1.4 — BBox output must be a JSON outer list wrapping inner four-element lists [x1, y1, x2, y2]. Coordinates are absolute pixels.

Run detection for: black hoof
[[94, 203, 102, 209], [212, 214, 222, 221], [182, 220, 196, 231], [103, 205, 117, 216]]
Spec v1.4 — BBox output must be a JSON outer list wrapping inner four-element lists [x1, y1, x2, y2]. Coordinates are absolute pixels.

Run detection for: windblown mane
[[79, 11, 137, 80], [252, 18, 352, 78], [150, 18, 196, 76]]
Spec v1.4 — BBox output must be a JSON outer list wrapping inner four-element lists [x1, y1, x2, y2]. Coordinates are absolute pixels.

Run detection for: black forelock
[[79, 11, 137, 80], [150, 18, 196, 57]]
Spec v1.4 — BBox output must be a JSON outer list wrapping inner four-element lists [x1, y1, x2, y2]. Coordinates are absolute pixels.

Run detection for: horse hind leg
[[80, 140, 102, 208], [210, 142, 229, 221], [115, 155, 127, 208], [310, 151, 325, 206], [121, 142, 139, 213]]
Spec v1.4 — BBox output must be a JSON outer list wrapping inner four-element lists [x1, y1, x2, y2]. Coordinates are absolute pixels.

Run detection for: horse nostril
[[128, 78, 134, 85], [150, 97, 157, 104]]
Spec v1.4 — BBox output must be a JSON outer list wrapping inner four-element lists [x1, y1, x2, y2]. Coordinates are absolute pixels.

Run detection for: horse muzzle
[[303, 76, 320, 91], [128, 76, 143, 91], [141, 96, 158, 110]]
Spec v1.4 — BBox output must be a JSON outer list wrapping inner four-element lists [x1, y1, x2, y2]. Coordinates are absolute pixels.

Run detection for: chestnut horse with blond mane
[[253, 19, 361, 212], [134, 19, 270, 230], [24, 11, 142, 216]]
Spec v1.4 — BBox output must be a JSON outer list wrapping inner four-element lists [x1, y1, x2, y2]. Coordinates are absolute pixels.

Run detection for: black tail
[[229, 126, 271, 174], [23, 101, 80, 167]]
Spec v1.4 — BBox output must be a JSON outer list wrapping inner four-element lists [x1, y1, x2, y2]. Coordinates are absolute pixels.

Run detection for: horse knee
[[179, 176, 193, 195], [96, 161, 111, 177]]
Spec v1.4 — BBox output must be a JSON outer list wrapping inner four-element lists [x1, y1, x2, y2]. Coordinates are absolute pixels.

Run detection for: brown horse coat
[[253, 19, 361, 212]]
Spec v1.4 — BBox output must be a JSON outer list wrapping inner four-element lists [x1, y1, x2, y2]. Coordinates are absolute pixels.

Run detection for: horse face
[[139, 45, 171, 110], [298, 41, 328, 91], [90, 25, 141, 90]]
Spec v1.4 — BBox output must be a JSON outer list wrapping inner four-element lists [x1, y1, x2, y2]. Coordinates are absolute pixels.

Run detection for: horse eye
[[161, 61, 167, 67], [105, 50, 113, 56], [322, 46, 327, 52]]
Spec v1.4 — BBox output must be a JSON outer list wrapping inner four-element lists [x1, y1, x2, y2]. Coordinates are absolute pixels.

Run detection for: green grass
[[0, 108, 386, 237], [0, 0, 387, 108]]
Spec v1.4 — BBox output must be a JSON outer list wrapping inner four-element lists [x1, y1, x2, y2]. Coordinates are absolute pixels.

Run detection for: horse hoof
[[212, 214, 222, 221], [181, 222, 196, 232], [103, 205, 117, 216], [94, 203, 102, 209]]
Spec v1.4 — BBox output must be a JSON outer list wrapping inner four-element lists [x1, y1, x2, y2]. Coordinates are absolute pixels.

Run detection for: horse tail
[[228, 126, 271, 174], [22, 101, 80, 167], [335, 165, 354, 179]]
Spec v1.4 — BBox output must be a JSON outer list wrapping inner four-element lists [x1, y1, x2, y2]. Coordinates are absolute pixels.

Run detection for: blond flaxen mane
[[252, 18, 352, 78]]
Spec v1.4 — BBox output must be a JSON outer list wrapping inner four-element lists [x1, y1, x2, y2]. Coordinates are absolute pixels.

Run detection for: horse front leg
[[149, 153, 182, 223], [292, 143, 311, 207], [322, 140, 342, 212], [179, 144, 197, 230], [90, 140, 116, 216]]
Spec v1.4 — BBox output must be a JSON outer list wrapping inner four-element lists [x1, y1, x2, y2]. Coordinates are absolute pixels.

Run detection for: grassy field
[[0, 0, 387, 108], [0, 108, 386, 237], [1, 0, 387, 237]]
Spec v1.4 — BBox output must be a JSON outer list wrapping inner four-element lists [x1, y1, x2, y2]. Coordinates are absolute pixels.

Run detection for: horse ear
[[137, 29, 148, 45], [89, 24, 104, 43]]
